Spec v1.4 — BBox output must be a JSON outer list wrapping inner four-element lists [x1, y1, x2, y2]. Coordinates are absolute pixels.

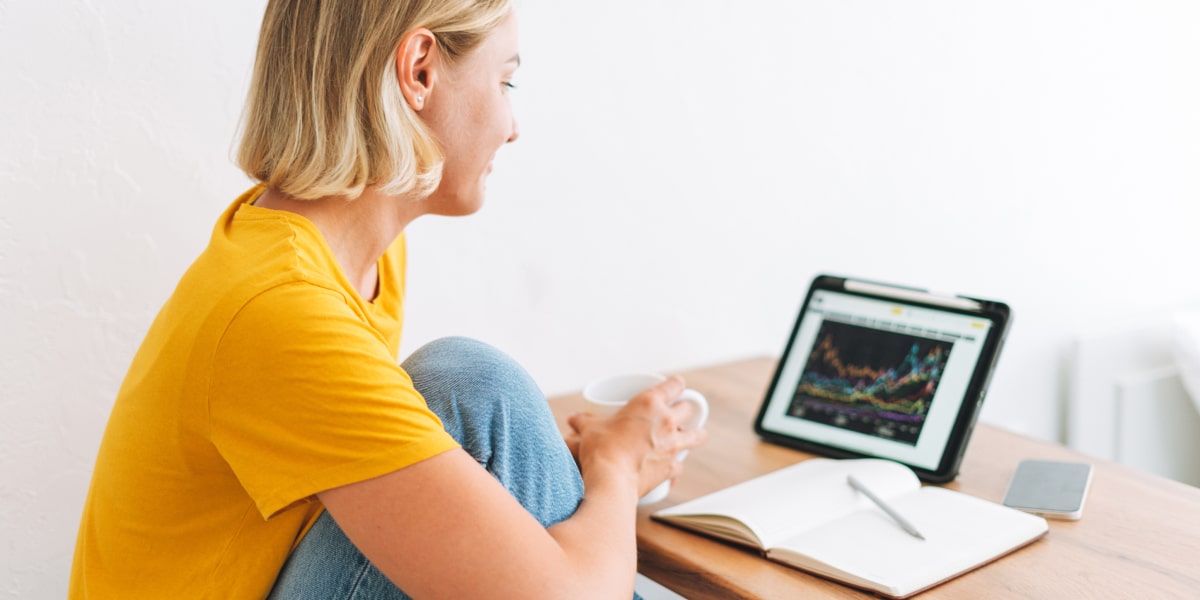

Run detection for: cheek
[[473, 85, 512, 142], [461, 98, 510, 166], [430, 88, 511, 187], [452, 97, 490, 144]]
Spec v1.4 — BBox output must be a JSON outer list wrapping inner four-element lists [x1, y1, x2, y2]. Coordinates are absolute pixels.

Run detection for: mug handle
[[669, 389, 708, 462], [638, 388, 709, 505], [671, 388, 709, 429]]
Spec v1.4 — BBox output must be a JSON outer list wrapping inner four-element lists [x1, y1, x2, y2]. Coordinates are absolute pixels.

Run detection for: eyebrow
[[507, 53, 521, 66]]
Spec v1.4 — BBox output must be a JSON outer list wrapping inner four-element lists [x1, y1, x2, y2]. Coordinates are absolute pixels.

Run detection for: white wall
[[3, 1, 1199, 596]]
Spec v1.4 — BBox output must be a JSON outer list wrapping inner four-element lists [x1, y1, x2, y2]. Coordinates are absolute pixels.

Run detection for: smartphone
[[1002, 459, 1093, 520]]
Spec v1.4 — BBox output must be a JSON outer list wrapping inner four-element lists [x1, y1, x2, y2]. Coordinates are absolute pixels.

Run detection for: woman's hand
[[566, 376, 708, 498]]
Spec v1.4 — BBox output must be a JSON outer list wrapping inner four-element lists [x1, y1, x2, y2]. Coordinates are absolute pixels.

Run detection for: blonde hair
[[237, 0, 513, 200]]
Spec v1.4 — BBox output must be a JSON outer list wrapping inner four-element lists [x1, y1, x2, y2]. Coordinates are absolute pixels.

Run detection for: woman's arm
[[317, 376, 705, 599]]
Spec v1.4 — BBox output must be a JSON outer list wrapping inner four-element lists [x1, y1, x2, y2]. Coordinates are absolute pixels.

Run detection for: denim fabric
[[268, 337, 638, 599]]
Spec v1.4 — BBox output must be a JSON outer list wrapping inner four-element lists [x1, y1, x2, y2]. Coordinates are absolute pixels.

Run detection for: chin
[[432, 191, 486, 217], [428, 176, 488, 215]]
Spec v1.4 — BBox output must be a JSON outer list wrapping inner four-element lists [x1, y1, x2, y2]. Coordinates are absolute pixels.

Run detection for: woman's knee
[[402, 337, 538, 398], [401, 337, 552, 449], [404, 337, 584, 526]]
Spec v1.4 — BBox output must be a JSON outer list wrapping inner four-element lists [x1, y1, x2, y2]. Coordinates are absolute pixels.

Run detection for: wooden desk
[[550, 357, 1200, 599]]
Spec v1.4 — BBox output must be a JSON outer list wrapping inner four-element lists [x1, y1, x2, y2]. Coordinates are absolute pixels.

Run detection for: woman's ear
[[396, 28, 438, 111]]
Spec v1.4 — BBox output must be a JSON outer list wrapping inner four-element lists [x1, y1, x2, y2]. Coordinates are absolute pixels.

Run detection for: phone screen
[[1003, 459, 1093, 519]]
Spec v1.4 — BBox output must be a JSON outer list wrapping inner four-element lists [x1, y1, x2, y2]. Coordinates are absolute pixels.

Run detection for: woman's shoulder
[[200, 191, 348, 291]]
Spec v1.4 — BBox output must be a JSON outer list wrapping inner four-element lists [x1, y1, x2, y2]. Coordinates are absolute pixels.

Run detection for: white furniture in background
[[1067, 315, 1200, 487]]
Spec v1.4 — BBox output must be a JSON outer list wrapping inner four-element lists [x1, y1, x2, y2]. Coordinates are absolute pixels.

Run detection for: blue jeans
[[268, 337, 640, 599]]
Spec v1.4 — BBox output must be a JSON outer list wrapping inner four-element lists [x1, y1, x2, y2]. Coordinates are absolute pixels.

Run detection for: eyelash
[[502, 81, 518, 91]]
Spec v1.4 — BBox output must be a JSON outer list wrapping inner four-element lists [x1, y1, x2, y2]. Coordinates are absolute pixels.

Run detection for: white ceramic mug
[[582, 373, 709, 504]]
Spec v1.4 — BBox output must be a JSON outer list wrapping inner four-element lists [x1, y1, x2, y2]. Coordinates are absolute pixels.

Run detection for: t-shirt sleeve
[[208, 282, 459, 519]]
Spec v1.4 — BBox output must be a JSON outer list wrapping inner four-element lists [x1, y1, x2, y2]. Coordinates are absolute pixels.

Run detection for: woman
[[69, 1, 707, 598]]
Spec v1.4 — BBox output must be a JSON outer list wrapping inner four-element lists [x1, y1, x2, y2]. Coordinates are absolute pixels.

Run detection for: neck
[[255, 185, 423, 300]]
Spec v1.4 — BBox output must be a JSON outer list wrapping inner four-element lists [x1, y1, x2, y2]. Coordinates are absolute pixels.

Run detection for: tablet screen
[[755, 276, 1009, 481]]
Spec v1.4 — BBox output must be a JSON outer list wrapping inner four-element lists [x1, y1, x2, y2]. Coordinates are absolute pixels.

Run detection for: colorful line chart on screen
[[786, 319, 954, 445]]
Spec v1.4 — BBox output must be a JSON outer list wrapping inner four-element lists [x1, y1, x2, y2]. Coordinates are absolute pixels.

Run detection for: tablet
[[754, 275, 1011, 482]]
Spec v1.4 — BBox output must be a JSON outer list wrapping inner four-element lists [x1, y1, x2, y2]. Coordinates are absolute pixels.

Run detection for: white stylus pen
[[847, 475, 927, 541]]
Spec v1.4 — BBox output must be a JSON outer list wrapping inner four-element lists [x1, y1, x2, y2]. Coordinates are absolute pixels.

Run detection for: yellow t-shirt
[[69, 186, 460, 599]]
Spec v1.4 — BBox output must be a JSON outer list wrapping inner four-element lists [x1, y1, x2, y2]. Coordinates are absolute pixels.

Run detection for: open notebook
[[653, 458, 1048, 599]]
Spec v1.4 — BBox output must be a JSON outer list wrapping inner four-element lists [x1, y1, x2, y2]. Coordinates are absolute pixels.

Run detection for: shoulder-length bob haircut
[[237, 0, 513, 201]]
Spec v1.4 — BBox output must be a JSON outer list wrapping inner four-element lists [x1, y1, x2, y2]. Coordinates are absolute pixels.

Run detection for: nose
[[507, 114, 520, 143]]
